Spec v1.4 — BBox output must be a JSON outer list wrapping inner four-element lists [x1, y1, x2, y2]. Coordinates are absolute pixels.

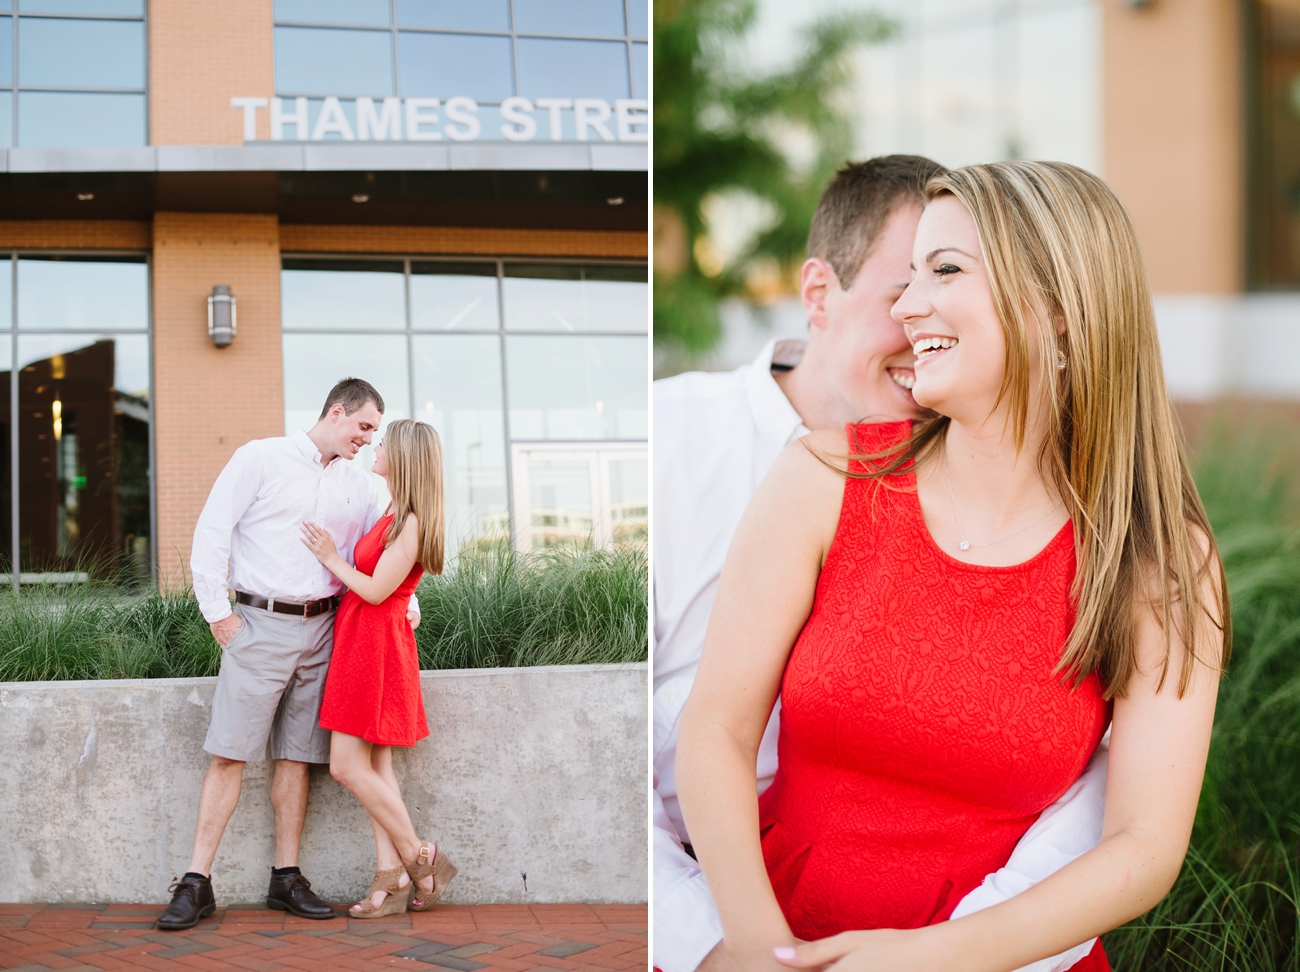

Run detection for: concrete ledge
[[0, 663, 647, 906]]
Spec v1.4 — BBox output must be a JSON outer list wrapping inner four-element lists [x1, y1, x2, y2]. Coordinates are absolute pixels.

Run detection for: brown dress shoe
[[156, 874, 216, 930]]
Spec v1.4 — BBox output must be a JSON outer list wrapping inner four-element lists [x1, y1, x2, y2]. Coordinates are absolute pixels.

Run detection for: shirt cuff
[[198, 597, 232, 624], [653, 868, 724, 972]]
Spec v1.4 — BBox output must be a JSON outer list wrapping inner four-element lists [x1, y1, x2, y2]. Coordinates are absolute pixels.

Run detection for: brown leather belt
[[235, 591, 340, 618]]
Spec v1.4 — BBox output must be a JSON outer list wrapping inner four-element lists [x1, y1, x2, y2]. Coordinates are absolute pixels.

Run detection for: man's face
[[805, 203, 926, 422], [326, 402, 383, 460]]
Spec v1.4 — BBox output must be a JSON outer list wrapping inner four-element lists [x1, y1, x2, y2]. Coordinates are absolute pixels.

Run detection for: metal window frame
[[5, 1, 149, 148], [277, 252, 647, 550], [3, 247, 154, 590]]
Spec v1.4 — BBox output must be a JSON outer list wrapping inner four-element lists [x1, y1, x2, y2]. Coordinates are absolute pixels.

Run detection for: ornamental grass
[[0, 542, 647, 682], [1103, 417, 1300, 970]]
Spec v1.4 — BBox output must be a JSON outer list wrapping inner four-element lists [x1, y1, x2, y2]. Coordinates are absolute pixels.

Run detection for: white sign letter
[[444, 97, 481, 141], [312, 96, 355, 140], [405, 98, 442, 141], [614, 99, 649, 142], [231, 96, 267, 142], [500, 97, 536, 142], [535, 98, 572, 141], [271, 96, 308, 141], [574, 99, 615, 142], [357, 97, 401, 140]]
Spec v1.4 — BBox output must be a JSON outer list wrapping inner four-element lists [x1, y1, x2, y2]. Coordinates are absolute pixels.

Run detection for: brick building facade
[[0, 0, 648, 586]]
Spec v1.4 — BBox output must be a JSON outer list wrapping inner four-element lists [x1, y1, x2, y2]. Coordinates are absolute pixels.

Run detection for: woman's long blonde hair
[[381, 419, 445, 575], [858, 160, 1229, 698]]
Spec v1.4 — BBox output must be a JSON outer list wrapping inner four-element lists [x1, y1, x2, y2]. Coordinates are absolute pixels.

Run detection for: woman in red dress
[[677, 162, 1230, 971], [302, 418, 457, 918]]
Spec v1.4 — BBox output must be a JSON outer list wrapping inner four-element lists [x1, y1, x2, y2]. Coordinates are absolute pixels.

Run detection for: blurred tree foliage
[[653, 0, 896, 363]]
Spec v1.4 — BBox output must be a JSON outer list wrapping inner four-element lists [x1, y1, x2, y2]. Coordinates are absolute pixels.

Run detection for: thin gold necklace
[[942, 447, 1063, 553]]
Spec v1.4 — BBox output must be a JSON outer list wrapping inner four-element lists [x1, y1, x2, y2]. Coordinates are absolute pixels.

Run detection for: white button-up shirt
[[652, 340, 1103, 972], [191, 429, 384, 623]]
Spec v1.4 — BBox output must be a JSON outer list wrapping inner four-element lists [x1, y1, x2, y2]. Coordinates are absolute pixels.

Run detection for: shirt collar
[[292, 428, 326, 466], [746, 338, 810, 454]]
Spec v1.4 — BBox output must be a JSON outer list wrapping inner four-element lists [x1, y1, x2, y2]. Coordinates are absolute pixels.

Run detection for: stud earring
[[1056, 349, 1067, 372]]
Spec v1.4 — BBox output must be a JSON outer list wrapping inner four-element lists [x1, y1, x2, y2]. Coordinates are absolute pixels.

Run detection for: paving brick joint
[[0, 902, 646, 972]]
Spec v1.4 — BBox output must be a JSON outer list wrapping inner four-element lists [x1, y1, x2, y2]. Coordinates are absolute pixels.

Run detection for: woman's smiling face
[[890, 194, 1012, 424]]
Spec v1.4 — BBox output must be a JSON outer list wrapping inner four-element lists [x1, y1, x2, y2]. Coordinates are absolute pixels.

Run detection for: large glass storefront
[[0, 254, 152, 583], [1248, 0, 1300, 287], [281, 256, 647, 557]]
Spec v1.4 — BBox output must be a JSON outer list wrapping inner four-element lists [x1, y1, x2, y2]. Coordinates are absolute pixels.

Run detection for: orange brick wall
[[150, 0, 275, 145], [0, 221, 151, 249], [1102, 0, 1242, 293], [153, 213, 283, 586], [279, 225, 648, 259]]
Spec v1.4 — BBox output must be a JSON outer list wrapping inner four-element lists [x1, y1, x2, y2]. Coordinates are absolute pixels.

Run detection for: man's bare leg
[[271, 759, 310, 868], [186, 755, 246, 876]]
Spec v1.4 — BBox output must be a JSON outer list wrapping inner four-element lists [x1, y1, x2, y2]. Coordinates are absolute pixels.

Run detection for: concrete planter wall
[[0, 663, 646, 906]]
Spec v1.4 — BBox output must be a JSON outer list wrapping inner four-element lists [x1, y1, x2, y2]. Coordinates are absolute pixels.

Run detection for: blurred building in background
[[699, 0, 1300, 405]]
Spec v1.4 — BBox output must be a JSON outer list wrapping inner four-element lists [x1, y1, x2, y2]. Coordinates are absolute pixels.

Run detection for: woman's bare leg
[[330, 732, 430, 887], [353, 745, 410, 912], [373, 746, 435, 899]]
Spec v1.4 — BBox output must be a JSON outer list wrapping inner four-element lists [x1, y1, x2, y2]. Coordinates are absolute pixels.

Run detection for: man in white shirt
[[158, 378, 419, 930], [653, 156, 1108, 972]]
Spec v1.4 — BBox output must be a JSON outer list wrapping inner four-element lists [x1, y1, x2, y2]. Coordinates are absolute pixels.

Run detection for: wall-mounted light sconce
[[207, 285, 237, 348]]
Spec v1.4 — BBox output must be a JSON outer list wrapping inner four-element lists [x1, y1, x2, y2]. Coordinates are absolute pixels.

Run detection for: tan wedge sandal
[[405, 842, 457, 911], [349, 866, 413, 919]]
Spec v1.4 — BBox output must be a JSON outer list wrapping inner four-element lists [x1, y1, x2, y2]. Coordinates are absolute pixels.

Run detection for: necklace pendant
[[958, 540, 970, 552]]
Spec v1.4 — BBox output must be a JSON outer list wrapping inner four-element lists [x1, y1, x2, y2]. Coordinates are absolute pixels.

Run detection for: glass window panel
[[0, 258, 11, 328], [0, 94, 11, 148], [506, 335, 646, 440], [516, 38, 630, 101], [411, 263, 499, 331], [0, 18, 12, 85], [527, 459, 592, 548], [18, 17, 144, 88], [628, 0, 647, 40], [633, 41, 646, 99], [17, 333, 150, 581], [0, 340, 11, 572], [504, 265, 647, 332], [275, 26, 394, 96], [280, 261, 405, 331], [17, 92, 144, 147], [396, 0, 509, 31], [282, 332, 409, 478], [397, 31, 513, 101], [413, 334, 508, 556], [608, 457, 646, 544], [514, 0, 624, 36], [274, 0, 390, 25], [18, 258, 147, 331], [19, 0, 141, 13]]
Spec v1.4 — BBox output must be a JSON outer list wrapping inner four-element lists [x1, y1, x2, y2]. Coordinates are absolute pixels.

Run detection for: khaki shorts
[[203, 602, 335, 764]]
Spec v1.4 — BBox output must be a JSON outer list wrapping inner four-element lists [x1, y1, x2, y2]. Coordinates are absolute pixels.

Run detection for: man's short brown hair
[[318, 377, 385, 420], [806, 155, 947, 290]]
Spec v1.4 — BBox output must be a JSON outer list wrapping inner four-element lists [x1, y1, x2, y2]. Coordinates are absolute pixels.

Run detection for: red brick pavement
[[0, 903, 646, 972]]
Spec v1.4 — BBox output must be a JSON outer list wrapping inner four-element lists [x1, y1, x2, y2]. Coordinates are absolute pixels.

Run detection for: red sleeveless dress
[[319, 514, 428, 747], [758, 422, 1110, 969]]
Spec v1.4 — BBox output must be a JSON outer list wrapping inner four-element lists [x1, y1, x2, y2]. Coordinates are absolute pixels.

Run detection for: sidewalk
[[0, 903, 647, 972]]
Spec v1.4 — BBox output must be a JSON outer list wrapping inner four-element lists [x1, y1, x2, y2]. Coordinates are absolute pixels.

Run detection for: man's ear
[[800, 258, 837, 331]]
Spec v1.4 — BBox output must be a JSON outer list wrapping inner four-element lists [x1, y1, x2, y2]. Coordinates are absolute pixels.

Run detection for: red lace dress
[[319, 514, 428, 747], [758, 422, 1110, 969]]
